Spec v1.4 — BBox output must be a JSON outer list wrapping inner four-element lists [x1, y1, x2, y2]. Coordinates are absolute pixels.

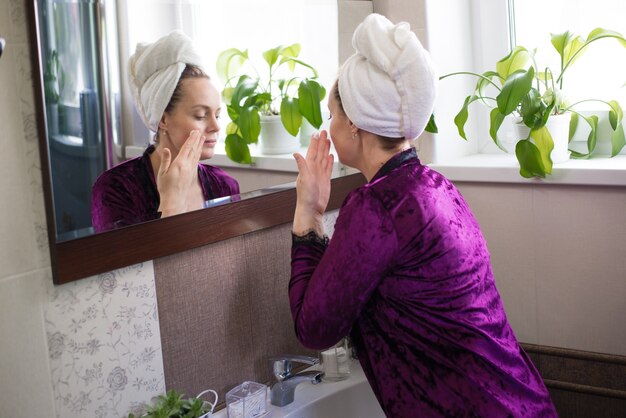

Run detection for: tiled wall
[[0, 1, 165, 416], [0, 0, 57, 416]]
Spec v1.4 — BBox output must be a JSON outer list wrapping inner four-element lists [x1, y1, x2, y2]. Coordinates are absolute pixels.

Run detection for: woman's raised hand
[[156, 130, 204, 217], [292, 130, 334, 235]]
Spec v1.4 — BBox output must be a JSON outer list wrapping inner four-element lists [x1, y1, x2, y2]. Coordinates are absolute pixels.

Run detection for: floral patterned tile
[[44, 262, 165, 418], [8, 0, 28, 44], [13, 40, 51, 267]]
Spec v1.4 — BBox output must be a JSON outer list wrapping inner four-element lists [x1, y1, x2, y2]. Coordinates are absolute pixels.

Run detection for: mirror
[[27, 0, 359, 284], [33, 0, 342, 240]]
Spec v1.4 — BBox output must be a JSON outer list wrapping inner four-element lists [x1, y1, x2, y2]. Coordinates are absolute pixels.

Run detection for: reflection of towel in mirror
[[128, 30, 204, 132], [338, 13, 437, 140]]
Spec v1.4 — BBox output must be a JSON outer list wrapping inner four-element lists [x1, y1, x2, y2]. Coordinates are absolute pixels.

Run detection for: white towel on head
[[338, 13, 437, 140], [128, 30, 205, 132]]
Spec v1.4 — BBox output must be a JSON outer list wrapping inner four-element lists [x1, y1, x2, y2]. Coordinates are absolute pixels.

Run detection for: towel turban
[[128, 30, 205, 132], [338, 13, 437, 140]]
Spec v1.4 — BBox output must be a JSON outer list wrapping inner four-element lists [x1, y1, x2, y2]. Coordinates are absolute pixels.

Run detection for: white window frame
[[423, 0, 626, 186]]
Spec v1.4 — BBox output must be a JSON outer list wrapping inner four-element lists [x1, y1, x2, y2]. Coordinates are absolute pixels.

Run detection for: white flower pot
[[259, 114, 300, 155], [513, 113, 571, 164], [299, 118, 316, 147]]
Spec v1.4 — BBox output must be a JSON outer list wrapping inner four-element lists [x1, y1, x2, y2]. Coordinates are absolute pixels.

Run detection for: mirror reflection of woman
[[92, 31, 239, 232], [289, 14, 557, 417]]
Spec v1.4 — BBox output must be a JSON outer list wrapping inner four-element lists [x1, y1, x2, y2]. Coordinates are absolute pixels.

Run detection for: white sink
[[214, 359, 385, 418]]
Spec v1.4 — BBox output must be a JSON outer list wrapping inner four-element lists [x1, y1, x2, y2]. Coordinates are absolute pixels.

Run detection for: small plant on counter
[[427, 27, 626, 178], [216, 43, 326, 164], [127, 389, 213, 418]]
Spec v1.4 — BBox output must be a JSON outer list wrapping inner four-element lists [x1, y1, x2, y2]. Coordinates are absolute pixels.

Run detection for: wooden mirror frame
[[26, 0, 365, 285]]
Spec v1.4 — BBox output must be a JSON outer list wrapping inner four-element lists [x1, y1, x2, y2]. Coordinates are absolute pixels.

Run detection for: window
[[513, 0, 626, 110], [426, 0, 626, 185], [120, 0, 338, 148]]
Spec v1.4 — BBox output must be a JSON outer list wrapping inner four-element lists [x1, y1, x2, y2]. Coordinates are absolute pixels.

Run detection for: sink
[[213, 359, 385, 418]]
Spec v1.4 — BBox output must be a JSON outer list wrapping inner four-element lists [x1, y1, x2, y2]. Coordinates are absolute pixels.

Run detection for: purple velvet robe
[[290, 148, 557, 417], [91, 145, 239, 232]]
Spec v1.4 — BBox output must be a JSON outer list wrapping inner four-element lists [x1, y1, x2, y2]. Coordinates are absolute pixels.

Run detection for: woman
[[289, 14, 556, 417], [91, 31, 239, 232]]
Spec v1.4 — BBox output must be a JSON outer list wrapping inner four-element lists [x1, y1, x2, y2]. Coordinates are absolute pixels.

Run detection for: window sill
[[429, 154, 626, 186], [126, 143, 358, 176]]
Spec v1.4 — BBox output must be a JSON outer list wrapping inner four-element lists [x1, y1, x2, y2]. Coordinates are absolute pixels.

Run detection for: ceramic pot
[[299, 118, 316, 147], [514, 113, 571, 163], [259, 115, 300, 155]]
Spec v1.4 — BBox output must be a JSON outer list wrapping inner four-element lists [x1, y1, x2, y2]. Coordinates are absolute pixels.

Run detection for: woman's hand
[[292, 130, 334, 235], [156, 130, 204, 217]]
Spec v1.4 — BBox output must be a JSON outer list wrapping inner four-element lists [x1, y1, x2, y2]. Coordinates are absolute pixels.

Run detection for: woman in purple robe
[[289, 14, 557, 417], [92, 31, 239, 232]]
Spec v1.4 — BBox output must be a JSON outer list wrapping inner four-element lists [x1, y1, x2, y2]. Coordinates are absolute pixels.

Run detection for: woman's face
[[159, 78, 221, 160], [328, 92, 359, 168]]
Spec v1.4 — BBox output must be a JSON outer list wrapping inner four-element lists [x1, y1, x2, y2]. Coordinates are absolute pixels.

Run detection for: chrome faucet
[[269, 355, 323, 407]]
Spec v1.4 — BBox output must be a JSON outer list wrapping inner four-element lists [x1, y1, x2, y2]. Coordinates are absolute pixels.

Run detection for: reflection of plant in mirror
[[44, 50, 63, 104], [216, 44, 326, 164], [429, 28, 626, 178], [127, 389, 211, 418]]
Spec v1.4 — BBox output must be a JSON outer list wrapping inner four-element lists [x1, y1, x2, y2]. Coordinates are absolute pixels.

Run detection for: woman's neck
[[149, 143, 178, 177], [357, 133, 410, 181]]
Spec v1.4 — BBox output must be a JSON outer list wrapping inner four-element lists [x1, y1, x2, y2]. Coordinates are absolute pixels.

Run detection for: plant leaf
[[226, 104, 239, 122], [454, 95, 478, 140], [238, 106, 260, 143], [568, 112, 579, 142], [280, 58, 319, 78], [243, 92, 271, 109], [530, 126, 554, 175], [571, 115, 599, 159], [262, 46, 282, 70], [607, 99, 623, 130], [585, 115, 599, 156], [475, 71, 499, 104], [216, 48, 248, 83], [279, 43, 301, 72], [298, 79, 323, 128], [515, 139, 547, 178], [226, 121, 239, 136], [280, 97, 302, 136], [561, 34, 586, 68], [587, 28, 626, 48], [231, 75, 259, 108], [520, 88, 544, 128], [611, 124, 626, 157], [551, 31, 576, 61], [280, 43, 301, 59], [496, 46, 532, 81], [497, 67, 535, 115], [424, 113, 438, 134], [225, 134, 252, 164], [221, 87, 235, 105], [489, 108, 508, 152]]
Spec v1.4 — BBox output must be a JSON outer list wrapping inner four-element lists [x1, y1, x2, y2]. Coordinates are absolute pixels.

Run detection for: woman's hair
[[332, 80, 405, 151], [155, 64, 209, 143], [164, 64, 209, 114]]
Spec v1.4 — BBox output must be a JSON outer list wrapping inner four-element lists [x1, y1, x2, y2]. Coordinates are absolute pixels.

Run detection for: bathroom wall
[[153, 214, 338, 403], [0, 2, 368, 418], [1, 1, 625, 418]]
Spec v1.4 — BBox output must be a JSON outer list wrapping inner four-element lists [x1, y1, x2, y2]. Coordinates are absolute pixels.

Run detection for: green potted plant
[[216, 44, 326, 163], [43, 49, 62, 134], [128, 389, 217, 418], [431, 28, 626, 178]]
